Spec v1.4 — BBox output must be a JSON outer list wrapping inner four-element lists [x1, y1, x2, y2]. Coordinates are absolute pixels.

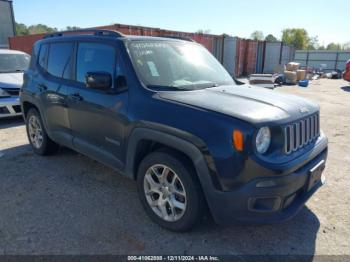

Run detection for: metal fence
[[263, 42, 295, 74], [0, 0, 15, 49], [212, 36, 237, 76], [295, 50, 350, 71]]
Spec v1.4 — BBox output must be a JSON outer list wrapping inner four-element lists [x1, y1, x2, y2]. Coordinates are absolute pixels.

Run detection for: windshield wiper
[[148, 82, 222, 91], [204, 83, 220, 88], [174, 82, 221, 90], [0, 69, 24, 73]]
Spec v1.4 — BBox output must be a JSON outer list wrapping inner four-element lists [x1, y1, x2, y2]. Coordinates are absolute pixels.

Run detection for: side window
[[30, 43, 39, 69], [47, 42, 74, 79], [115, 56, 128, 90], [38, 44, 48, 70], [76, 43, 115, 84]]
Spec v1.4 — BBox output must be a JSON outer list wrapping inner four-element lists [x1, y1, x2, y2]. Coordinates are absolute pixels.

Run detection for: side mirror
[[116, 75, 128, 90], [85, 72, 112, 90]]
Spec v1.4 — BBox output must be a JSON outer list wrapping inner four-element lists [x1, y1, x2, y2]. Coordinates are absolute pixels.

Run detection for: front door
[[67, 41, 128, 170]]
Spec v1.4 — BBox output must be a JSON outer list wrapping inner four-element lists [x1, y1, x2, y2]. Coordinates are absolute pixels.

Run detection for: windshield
[[0, 53, 30, 73], [128, 41, 234, 90]]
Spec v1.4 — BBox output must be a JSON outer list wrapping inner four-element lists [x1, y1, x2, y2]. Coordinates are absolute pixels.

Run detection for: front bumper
[[205, 136, 328, 225], [0, 97, 22, 118]]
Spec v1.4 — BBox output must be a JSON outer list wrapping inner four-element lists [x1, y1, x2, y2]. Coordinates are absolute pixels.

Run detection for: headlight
[[0, 88, 10, 97], [255, 127, 271, 154]]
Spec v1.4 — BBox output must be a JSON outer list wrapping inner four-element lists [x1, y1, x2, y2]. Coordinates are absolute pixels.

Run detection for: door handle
[[37, 84, 47, 92], [69, 93, 83, 101]]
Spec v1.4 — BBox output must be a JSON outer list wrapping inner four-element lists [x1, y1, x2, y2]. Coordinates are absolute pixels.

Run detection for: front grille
[[3, 88, 20, 96], [284, 113, 320, 154], [0, 106, 10, 114]]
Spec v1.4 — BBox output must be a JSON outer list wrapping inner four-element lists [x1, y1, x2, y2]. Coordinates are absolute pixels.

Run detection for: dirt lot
[[0, 79, 349, 255]]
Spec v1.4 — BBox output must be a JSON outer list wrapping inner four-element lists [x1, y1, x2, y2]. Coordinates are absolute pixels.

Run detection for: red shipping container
[[235, 38, 246, 77], [9, 23, 216, 55], [245, 40, 258, 75]]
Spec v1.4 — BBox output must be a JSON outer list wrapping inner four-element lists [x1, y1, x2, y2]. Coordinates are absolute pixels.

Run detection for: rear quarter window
[[38, 44, 48, 70], [47, 42, 74, 79], [30, 44, 40, 69]]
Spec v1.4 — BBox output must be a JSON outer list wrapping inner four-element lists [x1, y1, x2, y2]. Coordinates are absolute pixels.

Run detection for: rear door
[[35, 41, 74, 147], [67, 41, 129, 169]]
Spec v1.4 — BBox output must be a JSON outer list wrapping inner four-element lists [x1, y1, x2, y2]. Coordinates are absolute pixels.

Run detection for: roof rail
[[44, 29, 124, 39], [161, 35, 196, 42]]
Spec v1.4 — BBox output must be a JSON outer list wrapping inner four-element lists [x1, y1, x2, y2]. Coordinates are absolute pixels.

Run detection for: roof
[[38, 35, 198, 48], [40, 29, 196, 44], [122, 35, 195, 42], [36, 34, 196, 48], [0, 49, 28, 55]]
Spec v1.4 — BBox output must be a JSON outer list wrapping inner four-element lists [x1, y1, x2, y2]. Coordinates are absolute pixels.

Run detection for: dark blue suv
[[20, 30, 328, 231]]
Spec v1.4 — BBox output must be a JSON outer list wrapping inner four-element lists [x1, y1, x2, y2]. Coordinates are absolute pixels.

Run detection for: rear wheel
[[26, 108, 59, 155], [137, 150, 205, 232]]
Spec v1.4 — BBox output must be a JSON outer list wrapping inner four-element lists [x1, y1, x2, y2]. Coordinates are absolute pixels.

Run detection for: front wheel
[[26, 108, 59, 155], [137, 150, 205, 232]]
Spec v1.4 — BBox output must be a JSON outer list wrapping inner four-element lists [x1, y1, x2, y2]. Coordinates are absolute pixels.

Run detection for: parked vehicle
[[0, 49, 30, 118], [343, 59, 350, 82], [21, 30, 328, 231]]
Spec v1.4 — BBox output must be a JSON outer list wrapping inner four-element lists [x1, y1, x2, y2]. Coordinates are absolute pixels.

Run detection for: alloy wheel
[[143, 164, 187, 222], [28, 115, 43, 149]]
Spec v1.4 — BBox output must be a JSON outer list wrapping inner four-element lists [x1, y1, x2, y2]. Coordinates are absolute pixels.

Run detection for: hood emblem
[[299, 107, 309, 114]]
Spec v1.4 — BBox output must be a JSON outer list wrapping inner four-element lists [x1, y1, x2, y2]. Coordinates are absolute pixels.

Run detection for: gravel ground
[[0, 79, 349, 255]]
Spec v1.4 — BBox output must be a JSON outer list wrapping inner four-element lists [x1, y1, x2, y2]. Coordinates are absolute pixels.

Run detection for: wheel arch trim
[[21, 96, 53, 140], [125, 128, 221, 191], [124, 127, 223, 219]]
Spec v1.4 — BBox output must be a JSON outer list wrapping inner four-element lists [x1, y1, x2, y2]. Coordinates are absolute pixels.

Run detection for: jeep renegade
[[21, 30, 328, 231]]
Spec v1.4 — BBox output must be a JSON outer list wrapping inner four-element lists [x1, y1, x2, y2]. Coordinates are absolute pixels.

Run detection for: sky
[[12, 0, 349, 46]]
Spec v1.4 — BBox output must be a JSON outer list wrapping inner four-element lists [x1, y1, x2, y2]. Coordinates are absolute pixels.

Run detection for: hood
[[158, 85, 319, 125], [0, 72, 24, 89]]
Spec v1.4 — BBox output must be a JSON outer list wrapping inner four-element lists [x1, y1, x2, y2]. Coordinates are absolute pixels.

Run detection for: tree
[[308, 36, 319, 50], [250, 31, 264, 41], [27, 24, 57, 34], [281, 28, 309, 49], [196, 29, 211, 34], [14, 22, 86, 35], [15, 23, 29, 36], [326, 42, 341, 50], [66, 26, 81, 31], [265, 34, 278, 42], [343, 42, 350, 51]]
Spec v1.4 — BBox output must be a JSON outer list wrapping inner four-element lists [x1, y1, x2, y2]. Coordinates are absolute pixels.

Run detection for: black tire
[[137, 149, 205, 232], [26, 108, 59, 155]]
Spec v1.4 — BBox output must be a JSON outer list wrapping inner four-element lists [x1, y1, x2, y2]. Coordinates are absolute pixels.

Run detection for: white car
[[0, 49, 30, 118]]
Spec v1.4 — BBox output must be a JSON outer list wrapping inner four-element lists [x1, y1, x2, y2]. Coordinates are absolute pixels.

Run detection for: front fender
[[124, 127, 222, 191]]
